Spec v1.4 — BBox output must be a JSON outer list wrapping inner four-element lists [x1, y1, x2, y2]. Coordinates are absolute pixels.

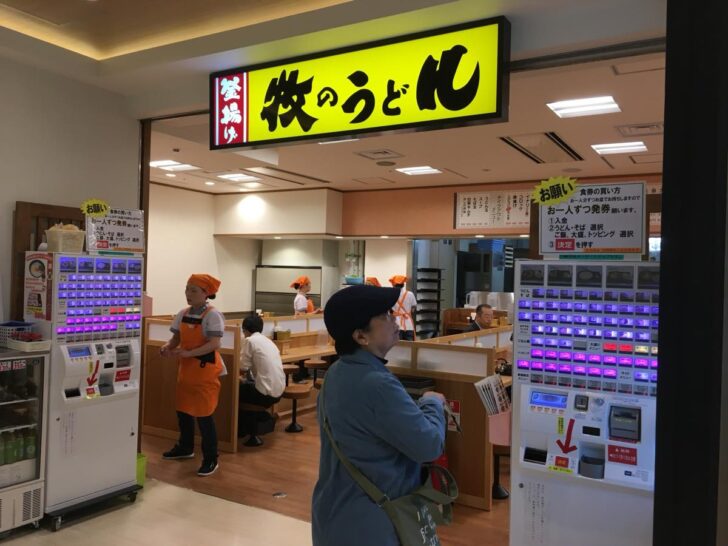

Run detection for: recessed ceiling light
[[475, 235, 485, 238], [160, 164, 200, 172], [335, 236, 344, 239], [547, 96, 621, 118], [380, 235, 389, 239], [591, 141, 647, 155], [396, 166, 442, 176], [150, 160, 179, 168], [244, 182, 261, 189], [318, 138, 360, 145], [205, 181, 215, 186], [519, 234, 530, 238], [218, 173, 262, 182], [165, 174, 176, 178], [274, 236, 282, 240]]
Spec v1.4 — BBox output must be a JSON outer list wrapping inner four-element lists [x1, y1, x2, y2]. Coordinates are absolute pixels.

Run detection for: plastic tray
[[5, 339, 51, 352]]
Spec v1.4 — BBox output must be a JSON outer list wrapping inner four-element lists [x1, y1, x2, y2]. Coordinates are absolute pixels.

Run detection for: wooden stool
[[304, 358, 329, 382], [281, 384, 312, 433], [283, 364, 299, 386], [238, 402, 272, 447], [314, 378, 324, 390], [492, 444, 510, 499]]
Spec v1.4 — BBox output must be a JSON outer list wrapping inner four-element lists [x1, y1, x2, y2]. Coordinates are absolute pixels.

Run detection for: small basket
[[5, 339, 51, 352], [0, 322, 34, 347], [46, 229, 85, 253]]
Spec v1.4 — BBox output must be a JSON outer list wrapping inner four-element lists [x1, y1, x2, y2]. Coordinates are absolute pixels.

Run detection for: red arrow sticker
[[86, 360, 100, 386], [556, 418, 578, 454]]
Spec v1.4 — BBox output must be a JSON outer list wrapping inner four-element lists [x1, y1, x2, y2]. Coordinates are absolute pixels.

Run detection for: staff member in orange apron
[[160, 274, 225, 477], [389, 275, 417, 341], [291, 275, 321, 315], [365, 277, 381, 287]]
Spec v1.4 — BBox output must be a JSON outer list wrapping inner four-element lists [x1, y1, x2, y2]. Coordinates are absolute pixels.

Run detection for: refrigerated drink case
[[0, 350, 49, 531]]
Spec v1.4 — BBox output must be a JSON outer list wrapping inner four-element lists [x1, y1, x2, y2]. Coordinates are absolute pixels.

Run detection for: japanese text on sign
[[455, 190, 531, 229], [539, 182, 645, 258], [85, 208, 145, 254], [81, 199, 110, 218], [211, 18, 509, 148], [532, 176, 578, 206]]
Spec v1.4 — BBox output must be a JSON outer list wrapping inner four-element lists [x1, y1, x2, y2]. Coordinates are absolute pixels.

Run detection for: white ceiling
[[150, 53, 665, 194], [0, 0, 666, 118]]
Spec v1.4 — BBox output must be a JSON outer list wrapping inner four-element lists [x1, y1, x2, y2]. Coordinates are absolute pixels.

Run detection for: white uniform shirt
[[392, 289, 417, 332], [294, 292, 309, 314], [170, 305, 228, 376], [241, 332, 285, 398]]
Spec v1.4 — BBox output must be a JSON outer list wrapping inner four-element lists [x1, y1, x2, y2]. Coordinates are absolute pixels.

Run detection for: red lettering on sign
[[96, 241, 109, 249], [555, 239, 575, 251], [115, 369, 132, 382], [608, 445, 638, 466]]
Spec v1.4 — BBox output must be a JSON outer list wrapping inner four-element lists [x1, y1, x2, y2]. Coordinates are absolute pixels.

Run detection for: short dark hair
[[475, 304, 492, 314], [393, 283, 405, 289], [292, 283, 301, 290], [333, 320, 372, 355], [243, 314, 264, 334]]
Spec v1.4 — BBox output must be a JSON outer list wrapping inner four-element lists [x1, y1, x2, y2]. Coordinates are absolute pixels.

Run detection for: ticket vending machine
[[510, 260, 659, 546], [24, 252, 142, 529]]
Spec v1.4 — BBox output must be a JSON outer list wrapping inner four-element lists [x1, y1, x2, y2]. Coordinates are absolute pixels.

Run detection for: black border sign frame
[[209, 16, 510, 150]]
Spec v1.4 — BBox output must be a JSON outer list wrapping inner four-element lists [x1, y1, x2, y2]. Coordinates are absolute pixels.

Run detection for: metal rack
[[415, 268, 443, 339]]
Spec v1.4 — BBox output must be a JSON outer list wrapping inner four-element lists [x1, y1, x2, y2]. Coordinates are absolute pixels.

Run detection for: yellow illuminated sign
[[211, 17, 510, 148]]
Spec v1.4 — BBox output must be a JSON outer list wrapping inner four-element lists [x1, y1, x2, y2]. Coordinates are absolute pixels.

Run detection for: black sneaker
[[198, 459, 219, 477], [162, 445, 194, 460]]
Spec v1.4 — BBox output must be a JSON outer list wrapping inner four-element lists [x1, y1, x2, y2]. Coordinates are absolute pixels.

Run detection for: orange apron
[[176, 306, 223, 417], [392, 289, 412, 330], [306, 298, 315, 313]]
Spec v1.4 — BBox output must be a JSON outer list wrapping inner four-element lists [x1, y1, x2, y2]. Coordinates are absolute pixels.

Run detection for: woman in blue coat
[[312, 285, 447, 546]]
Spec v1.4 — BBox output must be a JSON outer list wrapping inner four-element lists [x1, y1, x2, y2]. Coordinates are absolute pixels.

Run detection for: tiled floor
[[6, 479, 313, 546]]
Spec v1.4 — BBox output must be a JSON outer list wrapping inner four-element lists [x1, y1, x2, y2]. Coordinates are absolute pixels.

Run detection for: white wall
[[364, 239, 409, 289], [213, 236, 260, 314], [262, 239, 324, 266], [215, 189, 337, 235], [0, 57, 139, 320]]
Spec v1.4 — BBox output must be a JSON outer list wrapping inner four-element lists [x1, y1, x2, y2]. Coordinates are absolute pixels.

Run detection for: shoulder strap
[[319, 379, 391, 506]]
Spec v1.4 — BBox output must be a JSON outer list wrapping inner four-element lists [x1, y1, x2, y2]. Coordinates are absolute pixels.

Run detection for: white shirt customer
[[241, 331, 285, 398]]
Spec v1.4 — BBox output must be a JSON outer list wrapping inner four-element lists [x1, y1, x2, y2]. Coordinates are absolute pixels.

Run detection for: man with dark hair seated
[[239, 315, 286, 438], [469, 304, 493, 331]]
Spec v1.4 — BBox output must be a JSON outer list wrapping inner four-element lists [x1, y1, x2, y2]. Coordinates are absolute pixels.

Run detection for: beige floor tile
[[6, 479, 313, 546]]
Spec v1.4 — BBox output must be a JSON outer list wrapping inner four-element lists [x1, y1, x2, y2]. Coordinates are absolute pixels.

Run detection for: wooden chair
[[281, 384, 312, 433]]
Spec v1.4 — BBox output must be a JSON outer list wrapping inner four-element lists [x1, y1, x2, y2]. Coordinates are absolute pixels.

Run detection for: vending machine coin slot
[[582, 426, 601, 437], [609, 406, 641, 442]]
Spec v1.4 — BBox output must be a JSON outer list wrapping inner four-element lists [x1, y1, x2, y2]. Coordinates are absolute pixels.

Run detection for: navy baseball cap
[[324, 285, 400, 343]]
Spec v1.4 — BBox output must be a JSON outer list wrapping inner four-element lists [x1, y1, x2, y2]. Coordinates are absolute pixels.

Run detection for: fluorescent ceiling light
[[591, 141, 648, 155], [150, 159, 179, 168], [547, 96, 621, 118], [165, 174, 176, 178], [205, 181, 215, 186], [274, 236, 282, 240], [218, 173, 261, 182], [335, 236, 344, 239], [396, 166, 442, 176], [475, 235, 485, 238], [380, 235, 389, 239], [243, 182, 262, 189], [160, 164, 200, 172], [519, 234, 530, 238], [318, 138, 360, 145]]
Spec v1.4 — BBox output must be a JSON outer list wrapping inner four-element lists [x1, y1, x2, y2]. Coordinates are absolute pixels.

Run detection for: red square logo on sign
[[555, 456, 569, 468], [608, 445, 638, 465], [447, 400, 460, 413], [555, 239, 575, 251]]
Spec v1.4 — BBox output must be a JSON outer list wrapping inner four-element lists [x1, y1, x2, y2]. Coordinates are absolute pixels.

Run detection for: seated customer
[[239, 315, 286, 436], [469, 304, 494, 331]]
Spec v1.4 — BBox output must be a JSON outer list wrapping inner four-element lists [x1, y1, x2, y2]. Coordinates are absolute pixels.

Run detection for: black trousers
[[177, 411, 217, 462], [239, 382, 281, 436]]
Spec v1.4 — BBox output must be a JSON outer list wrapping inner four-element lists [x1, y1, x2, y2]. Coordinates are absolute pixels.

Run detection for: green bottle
[[4, 432, 16, 465], [24, 429, 36, 460]]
